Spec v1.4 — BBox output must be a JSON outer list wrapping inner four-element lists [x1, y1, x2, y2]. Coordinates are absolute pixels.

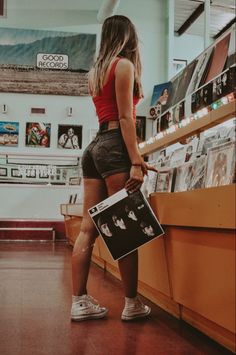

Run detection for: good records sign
[[36, 53, 69, 70]]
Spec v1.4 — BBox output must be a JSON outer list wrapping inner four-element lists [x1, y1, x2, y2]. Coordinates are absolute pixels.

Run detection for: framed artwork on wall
[[0, 0, 6, 17], [173, 59, 187, 75], [11, 168, 22, 178], [25, 122, 51, 148], [0, 27, 96, 96], [0, 121, 19, 147], [58, 124, 82, 149], [0, 167, 7, 176]]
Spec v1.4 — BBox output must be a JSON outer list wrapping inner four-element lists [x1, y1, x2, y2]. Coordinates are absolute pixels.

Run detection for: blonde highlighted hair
[[90, 15, 142, 97]]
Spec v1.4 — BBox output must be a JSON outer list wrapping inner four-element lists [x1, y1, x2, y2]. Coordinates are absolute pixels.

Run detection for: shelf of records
[[141, 117, 236, 196], [143, 20, 235, 155], [0, 154, 82, 185]]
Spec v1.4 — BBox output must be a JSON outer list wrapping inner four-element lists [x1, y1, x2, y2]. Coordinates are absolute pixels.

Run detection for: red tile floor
[[0, 242, 233, 355]]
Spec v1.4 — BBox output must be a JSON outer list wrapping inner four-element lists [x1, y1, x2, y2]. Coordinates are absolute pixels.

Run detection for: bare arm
[[115, 59, 156, 191]]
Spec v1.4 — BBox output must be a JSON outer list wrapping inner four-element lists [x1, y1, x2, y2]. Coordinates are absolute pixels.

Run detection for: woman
[[71, 15, 156, 322]]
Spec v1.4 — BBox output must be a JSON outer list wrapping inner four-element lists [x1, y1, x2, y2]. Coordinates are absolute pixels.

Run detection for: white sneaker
[[121, 296, 151, 321], [71, 294, 108, 321]]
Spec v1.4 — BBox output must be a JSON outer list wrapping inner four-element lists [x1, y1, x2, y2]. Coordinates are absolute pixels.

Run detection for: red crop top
[[92, 58, 139, 124]]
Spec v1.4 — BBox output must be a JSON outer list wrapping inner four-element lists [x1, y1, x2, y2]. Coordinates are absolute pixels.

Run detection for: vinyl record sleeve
[[88, 189, 164, 261], [204, 141, 235, 188]]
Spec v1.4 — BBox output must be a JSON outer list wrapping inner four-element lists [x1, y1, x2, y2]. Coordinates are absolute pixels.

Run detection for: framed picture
[[0, 121, 19, 147], [0, 0, 6, 17], [136, 116, 146, 143], [11, 168, 22, 178], [204, 141, 235, 188], [173, 59, 187, 75], [0, 167, 7, 176], [26, 168, 36, 178], [0, 27, 96, 96], [25, 122, 51, 148], [58, 124, 82, 149], [39, 171, 49, 179]]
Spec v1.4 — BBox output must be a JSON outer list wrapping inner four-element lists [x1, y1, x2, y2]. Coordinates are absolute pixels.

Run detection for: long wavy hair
[[90, 15, 143, 98]]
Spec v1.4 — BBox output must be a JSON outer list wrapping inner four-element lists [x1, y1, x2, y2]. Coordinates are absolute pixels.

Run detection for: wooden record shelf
[[149, 184, 236, 229], [140, 100, 235, 156]]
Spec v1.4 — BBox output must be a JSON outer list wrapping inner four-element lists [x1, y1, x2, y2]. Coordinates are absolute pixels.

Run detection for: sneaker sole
[[121, 308, 151, 321], [71, 309, 108, 322]]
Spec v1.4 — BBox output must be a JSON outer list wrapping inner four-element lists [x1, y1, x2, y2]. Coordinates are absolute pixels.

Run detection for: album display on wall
[[146, 24, 235, 137], [89, 188, 164, 261]]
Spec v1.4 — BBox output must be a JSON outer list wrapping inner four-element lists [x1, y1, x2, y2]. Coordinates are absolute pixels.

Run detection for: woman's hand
[[125, 161, 158, 192]]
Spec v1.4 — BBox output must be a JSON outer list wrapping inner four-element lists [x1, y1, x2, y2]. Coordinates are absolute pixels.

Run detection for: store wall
[[174, 33, 205, 65], [0, 0, 168, 220]]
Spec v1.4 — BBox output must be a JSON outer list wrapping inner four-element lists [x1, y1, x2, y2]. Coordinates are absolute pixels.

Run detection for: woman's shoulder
[[115, 57, 134, 75]]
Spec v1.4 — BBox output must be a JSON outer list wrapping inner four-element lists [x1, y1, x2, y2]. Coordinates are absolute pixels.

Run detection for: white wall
[[174, 33, 205, 66], [0, 184, 83, 220], [0, 0, 168, 220]]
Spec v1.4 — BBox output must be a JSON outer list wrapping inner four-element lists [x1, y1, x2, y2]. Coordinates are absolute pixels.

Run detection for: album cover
[[212, 66, 236, 102], [174, 60, 198, 104], [89, 189, 164, 261], [169, 146, 188, 168], [204, 141, 235, 188], [155, 168, 175, 192], [191, 81, 213, 114], [159, 111, 172, 132], [174, 156, 207, 192], [203, 33, 231, 85], [172, 101, 185, 124], [141, 169, 158, 198], [187, 47, 214, 95], [150, 82, 171, 108], [225, 26, 236, 69]]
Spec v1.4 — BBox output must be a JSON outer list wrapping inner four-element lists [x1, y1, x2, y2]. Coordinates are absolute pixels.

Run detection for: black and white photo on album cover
[[88, 189, 164, 261], [204, 141, 235, 188], [174, 156, 207, 192]]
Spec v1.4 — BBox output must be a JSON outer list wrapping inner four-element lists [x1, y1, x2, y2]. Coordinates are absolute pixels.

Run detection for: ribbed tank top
[[92, 58, 139, 124]]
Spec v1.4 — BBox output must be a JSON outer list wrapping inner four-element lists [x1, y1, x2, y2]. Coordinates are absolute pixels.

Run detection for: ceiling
[[1, 0, 235, 38], [174, 0, 235, 38]]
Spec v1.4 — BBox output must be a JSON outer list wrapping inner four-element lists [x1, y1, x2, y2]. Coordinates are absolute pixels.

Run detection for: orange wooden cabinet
[[149, 184, 236, 352]]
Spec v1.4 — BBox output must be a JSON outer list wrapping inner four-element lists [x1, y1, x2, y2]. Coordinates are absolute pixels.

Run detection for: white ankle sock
[[125, 296, 138, 306]]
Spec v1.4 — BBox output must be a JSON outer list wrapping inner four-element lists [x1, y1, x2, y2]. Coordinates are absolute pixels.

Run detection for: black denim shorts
[[82, 128, 131, 179]]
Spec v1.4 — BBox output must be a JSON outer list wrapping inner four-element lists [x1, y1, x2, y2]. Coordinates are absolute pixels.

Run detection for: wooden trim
[[181, 306, 236, 353], [140, 100, 235, 156], [150, 184, 236, 229]]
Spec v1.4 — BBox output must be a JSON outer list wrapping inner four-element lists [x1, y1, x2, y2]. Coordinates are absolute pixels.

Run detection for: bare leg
[[105, 172, 138, 298], [72, 178, 107, 296]]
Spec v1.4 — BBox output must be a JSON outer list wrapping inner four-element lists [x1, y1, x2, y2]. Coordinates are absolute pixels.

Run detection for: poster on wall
[[25, 122, 51, 148], [0, 27, 96, 96], [58, 124, 82, 149], [0, 121, 19, 146]]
